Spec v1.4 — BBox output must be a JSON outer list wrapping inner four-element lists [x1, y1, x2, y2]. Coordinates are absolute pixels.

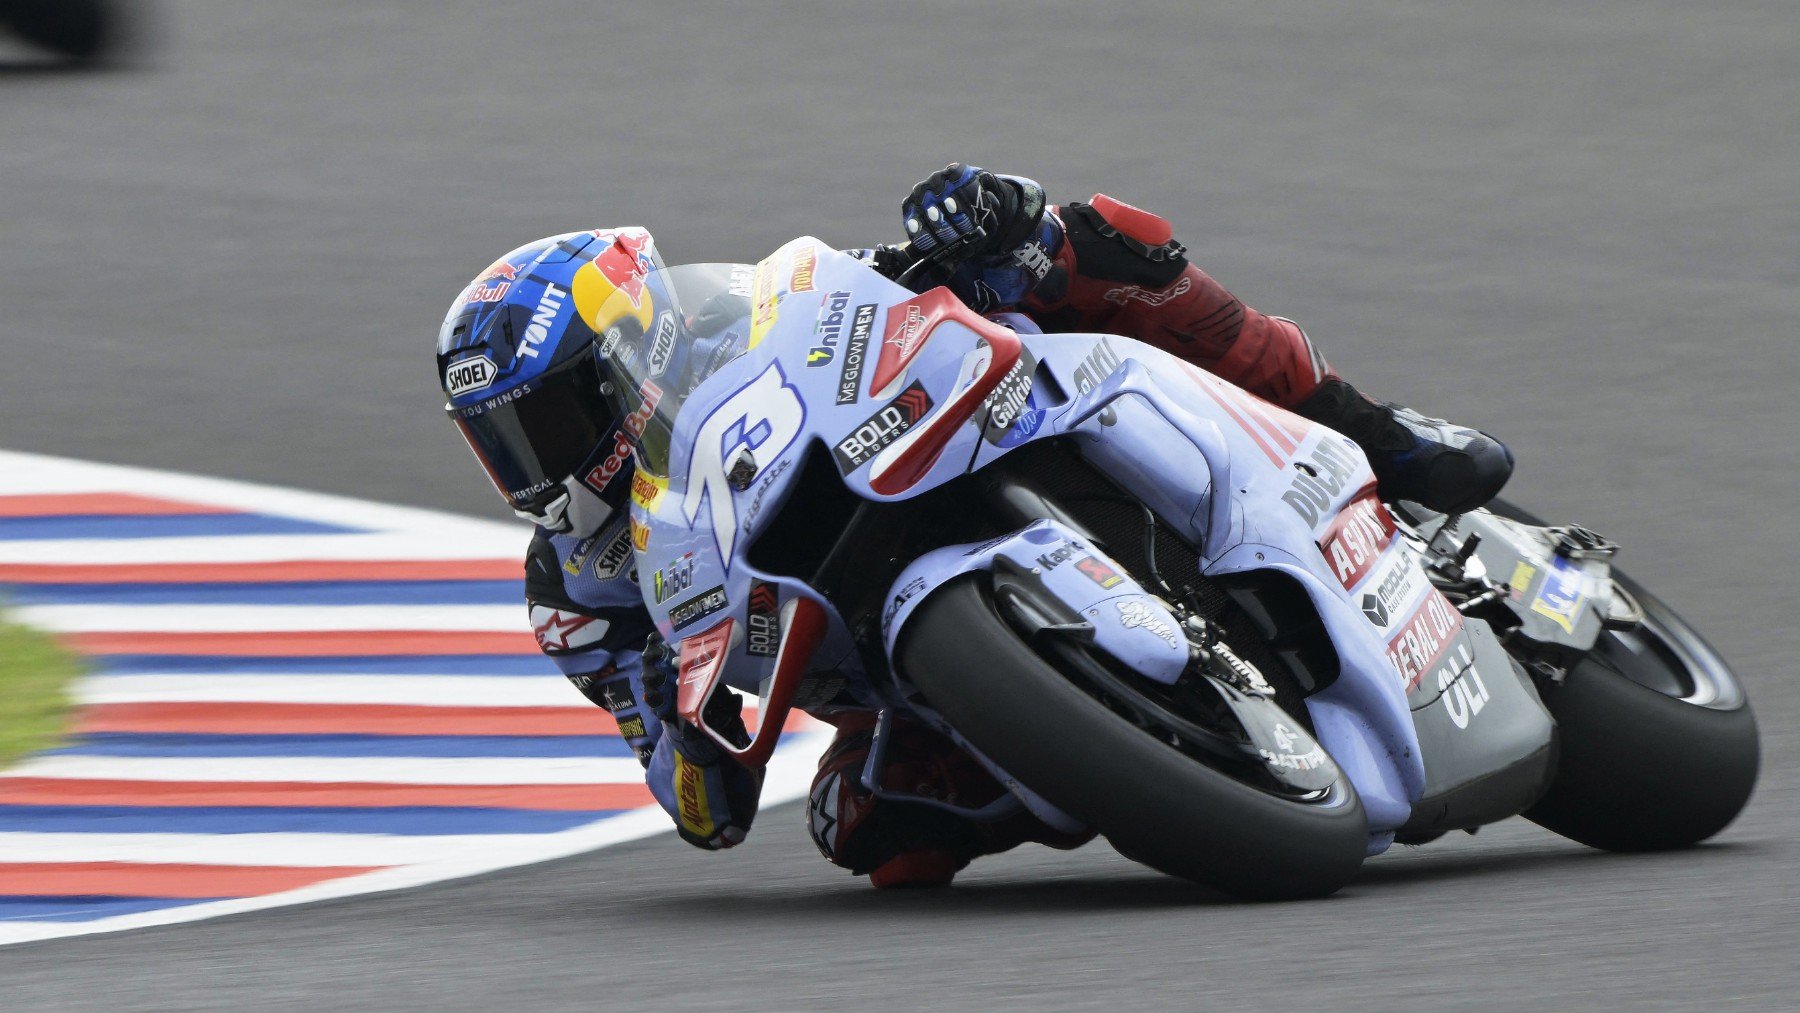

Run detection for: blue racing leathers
[[525, 512, 764, 849], [525, 515, 660, 762]]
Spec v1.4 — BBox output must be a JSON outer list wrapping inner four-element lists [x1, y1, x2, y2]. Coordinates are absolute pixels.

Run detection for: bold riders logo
[[745, 580, 780, 658], [833, 382, 935, 473]]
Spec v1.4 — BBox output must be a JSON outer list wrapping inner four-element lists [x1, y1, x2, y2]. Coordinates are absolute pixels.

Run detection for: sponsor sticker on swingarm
[[1530, 555, 1587, 633]]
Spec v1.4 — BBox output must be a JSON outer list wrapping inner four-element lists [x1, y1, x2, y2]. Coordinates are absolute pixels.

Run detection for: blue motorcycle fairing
[[880, 519, 1189, 686], [633, 239, 1044, 690], [1205, 542, 1427, 831], [628, 237, 1496, 853], [881, 519, 1348, 804], [961, 334, 1429, 833]]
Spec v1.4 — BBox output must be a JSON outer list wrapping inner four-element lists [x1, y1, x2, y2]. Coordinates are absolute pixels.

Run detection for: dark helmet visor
[[449, 352, 615, 511]]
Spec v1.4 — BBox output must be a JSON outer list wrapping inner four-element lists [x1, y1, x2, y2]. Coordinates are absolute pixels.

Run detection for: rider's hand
[[640, 633, 766, 850], [638, 633, 681, 724], [902, 163, 1046, 267]]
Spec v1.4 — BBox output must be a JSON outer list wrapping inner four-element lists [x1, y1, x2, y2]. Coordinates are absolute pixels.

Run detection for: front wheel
[[896, 574, 1368, 900]]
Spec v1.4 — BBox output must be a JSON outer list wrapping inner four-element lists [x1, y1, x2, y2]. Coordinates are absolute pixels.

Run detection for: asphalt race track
[[3, 1, 1797, 1007]]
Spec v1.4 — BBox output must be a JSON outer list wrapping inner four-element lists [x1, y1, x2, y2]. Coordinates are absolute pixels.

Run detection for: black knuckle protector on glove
[[902, 163, 1047, 271]]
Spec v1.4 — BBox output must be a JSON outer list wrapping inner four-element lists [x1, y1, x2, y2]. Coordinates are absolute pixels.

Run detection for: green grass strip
[[0, 615, 83, 767]]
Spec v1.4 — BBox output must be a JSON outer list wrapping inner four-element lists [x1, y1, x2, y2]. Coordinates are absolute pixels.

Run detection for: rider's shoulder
[[526, 517, 641, 613]]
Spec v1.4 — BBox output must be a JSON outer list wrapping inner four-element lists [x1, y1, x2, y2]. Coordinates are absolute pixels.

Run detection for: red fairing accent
[[866, 288, 1022, 496], [675, 618, 735, 724], [1089, 193, 1174, 247], [1177, 361, 1313, 468], [870, 298, 932, 395], [1317, 485, 1398, 589], [690, 597, 827, 769], [1027, 208, 1333, 408]]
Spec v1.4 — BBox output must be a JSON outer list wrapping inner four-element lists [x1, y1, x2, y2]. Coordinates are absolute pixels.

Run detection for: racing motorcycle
[[617, 238, 1758, 899]]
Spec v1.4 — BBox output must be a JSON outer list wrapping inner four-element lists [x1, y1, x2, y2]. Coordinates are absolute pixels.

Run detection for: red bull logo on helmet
[[461, 280, 510, 305], [571, 228, 659, 336], [595, 231, 655, 309], [583, 379, 665, 493], [475, 259, 521, 284]]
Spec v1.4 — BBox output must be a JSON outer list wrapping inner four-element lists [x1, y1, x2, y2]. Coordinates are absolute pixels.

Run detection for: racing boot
[[807, 713, 1093, 888], [1295, 377, 1513, 514]]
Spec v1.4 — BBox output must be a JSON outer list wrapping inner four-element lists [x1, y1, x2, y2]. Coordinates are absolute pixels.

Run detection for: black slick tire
[[897, 574, 1368, 900], [1485, 499, 1760, 851], [1521, 573, 1759, 851]]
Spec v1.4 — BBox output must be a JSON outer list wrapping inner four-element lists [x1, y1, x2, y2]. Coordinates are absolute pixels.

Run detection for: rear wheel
[[897, 573, 1368, 900], [1486, 500, 1760, 850]]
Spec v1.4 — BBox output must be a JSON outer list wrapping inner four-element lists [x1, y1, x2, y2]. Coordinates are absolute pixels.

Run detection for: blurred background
[[2, 0, 1796, 1006]]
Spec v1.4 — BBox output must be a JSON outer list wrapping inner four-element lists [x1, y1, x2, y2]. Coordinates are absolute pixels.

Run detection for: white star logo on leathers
[[529, 605, 610, 652]]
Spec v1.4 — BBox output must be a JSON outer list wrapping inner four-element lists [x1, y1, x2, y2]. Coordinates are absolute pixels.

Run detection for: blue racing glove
[[640, 635, 765, 850], [901, 162, 1060, 311]]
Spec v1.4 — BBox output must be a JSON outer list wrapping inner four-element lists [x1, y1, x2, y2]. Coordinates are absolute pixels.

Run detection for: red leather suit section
[[1023, 206, 1333, 409]]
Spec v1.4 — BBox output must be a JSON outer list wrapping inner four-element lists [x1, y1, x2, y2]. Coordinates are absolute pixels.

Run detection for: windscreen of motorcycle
[[574, 258, 758, 478]]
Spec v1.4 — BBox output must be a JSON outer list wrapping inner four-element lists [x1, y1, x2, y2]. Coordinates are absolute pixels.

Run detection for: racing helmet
[[437, 227, 668, 533]]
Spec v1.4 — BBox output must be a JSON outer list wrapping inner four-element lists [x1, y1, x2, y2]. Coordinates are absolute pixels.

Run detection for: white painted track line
[[0, 449, 832, 947], [12, 604, 528, 634], [74, 675, 583, 708], [3, 755, 650, 785]]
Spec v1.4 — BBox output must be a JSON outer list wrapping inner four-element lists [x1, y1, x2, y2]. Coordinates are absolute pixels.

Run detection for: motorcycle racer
[[438, 227, 766, 851], [881, 164, 1513, 514], [435, 166, 1514, 885]]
